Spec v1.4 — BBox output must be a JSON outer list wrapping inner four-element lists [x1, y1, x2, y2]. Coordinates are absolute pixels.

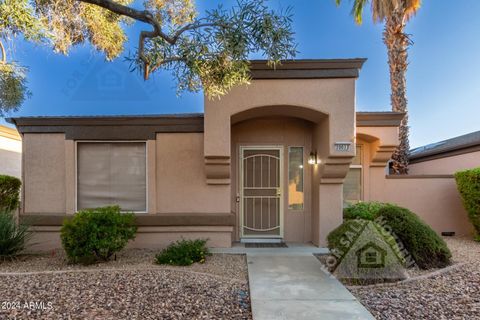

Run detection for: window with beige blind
[[77, 142, 147, 212], [343, 145, 363, 205]]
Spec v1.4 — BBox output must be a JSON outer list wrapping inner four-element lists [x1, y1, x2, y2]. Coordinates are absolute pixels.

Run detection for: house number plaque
[[334, 142, 352, 152]]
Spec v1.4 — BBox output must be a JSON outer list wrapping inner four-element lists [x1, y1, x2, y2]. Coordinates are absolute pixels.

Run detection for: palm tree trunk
[[384, 8, 411, 174]]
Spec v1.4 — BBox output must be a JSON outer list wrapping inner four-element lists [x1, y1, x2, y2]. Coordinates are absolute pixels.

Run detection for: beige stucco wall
[[23, 133, 66, 213], [355, 134, 473, 236], [353, 127, 473, 237], [231, 117, 313, 243], [369, 169, 473, 236], [155, 133, 230, 214], [409, 151, 480, 175], [0, 135, 21, 178]]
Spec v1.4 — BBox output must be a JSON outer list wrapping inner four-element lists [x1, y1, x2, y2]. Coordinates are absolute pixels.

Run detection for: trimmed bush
[[327, 219, 407, 284], [61, 206, 137, 264], [344, 201, 387, 220], [343, 201, 452, 269], [376, 205, 451, 269], [455, 168, 480, 240], [155, 239, 210, 266], [328, 219, 369, 256], [0, 209, 31, 258], [0, 175, 21, 212]]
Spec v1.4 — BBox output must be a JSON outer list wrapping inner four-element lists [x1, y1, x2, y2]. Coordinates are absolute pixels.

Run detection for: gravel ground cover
[[0, 251, 251, 319], [349, 237, 480, 319], [0, 250, 248, 280]]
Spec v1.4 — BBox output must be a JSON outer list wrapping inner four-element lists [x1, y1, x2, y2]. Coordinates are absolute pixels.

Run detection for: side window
[[343, 145, 363, 206], [288, 147, 304, 210]]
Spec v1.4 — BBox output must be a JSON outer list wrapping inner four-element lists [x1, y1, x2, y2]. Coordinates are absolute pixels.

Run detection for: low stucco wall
[[369, 170, 473, 236], [27, 226, 233, 252], [409, 151, 480, 175]]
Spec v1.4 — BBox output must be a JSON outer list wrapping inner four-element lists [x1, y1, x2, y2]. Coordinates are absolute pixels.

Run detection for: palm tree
[[336, 0, 421, 174]]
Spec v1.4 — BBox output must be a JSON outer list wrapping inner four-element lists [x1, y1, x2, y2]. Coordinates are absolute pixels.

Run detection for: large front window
[[343, 145, 363, 205], [76, 142, 147, 212]]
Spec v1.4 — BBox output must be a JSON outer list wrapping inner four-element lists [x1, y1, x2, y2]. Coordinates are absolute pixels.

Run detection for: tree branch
[[76, 0, 229, 79], [0, 40, 5, 63], [149, 56, 187, 73], [169, 22, 228, 44]]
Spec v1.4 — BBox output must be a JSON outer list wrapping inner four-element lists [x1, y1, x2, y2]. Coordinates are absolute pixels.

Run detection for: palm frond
[[352, 0, 369, 24], [403, 0, 421, 21]]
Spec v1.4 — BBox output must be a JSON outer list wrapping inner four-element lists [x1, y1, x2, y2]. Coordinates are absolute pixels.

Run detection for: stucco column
[[318, 183, 344, 246], [146, 140, 157, 214], [204, 100, 231, 185], [65, 139, 75, 215]]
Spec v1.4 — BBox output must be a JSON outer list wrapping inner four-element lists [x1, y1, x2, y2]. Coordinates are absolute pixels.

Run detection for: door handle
[[276, 188, 281, 196]]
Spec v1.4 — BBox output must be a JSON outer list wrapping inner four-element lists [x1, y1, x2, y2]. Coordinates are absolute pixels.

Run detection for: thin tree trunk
[[0, 40, 6, 63], [384, 8, 411, 174]]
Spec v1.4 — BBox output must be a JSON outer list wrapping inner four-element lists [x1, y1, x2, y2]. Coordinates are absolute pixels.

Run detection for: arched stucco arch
[[204, 78, 358, 184], [231, 104, 328, 125], [356, 127, 400, 167]]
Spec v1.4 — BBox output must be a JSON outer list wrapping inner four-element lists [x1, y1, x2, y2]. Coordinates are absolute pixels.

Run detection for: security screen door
[[240, 146, 283, 238]]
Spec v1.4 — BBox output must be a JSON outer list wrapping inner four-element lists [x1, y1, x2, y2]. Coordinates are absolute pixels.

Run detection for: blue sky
[[2, 0, 480, 148]]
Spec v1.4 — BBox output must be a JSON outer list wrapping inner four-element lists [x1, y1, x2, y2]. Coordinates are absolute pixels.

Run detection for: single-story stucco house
[[0, 125, 22, 178], [409, 130, 480, 175], [7, 59, 476, 250]]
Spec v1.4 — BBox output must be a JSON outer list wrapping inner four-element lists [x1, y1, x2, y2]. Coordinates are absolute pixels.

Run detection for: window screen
[[343, 145, 363, 205], [343, 168, 362, 204], [77, 142, 147, 212], [288, 147, 304, 210]]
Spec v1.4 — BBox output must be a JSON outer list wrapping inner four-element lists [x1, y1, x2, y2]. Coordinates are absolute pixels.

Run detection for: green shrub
[[0, 175, 21, 212], [344, 201, 387, 220], [328, 219, 368, 256], [61, 206, 137, 264], [376, 205, 451, 269], [343, 201, 452, 269], [0, 209, 31, 258], [327, 219, 407, 284], [455, 168, 480, 239], [155, 239, 210, 266]]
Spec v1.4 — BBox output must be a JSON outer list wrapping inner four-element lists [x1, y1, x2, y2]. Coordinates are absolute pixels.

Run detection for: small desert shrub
[[0, 209, 31, 258], [61, 206, 137, 264], [343, 201, 387, 220], [455, 168, 480, 240], [376, 205, 451, 269], [155, 239, 210, 266], [0, 175, 21, 212]]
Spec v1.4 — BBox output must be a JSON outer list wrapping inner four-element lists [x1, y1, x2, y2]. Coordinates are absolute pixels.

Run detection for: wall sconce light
[[308, 151, 318, 165]]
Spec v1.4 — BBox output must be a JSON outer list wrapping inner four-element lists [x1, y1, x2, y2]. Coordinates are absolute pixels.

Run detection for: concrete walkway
[[213, 245, 374, 320], [247, 254, 374, 320]]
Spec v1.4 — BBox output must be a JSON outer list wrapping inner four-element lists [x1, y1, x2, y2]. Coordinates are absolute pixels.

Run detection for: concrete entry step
[[247, 254, 374, 320]]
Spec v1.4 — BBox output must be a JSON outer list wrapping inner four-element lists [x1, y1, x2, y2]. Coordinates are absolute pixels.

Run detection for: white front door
[[240, 146, 283, 239]]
